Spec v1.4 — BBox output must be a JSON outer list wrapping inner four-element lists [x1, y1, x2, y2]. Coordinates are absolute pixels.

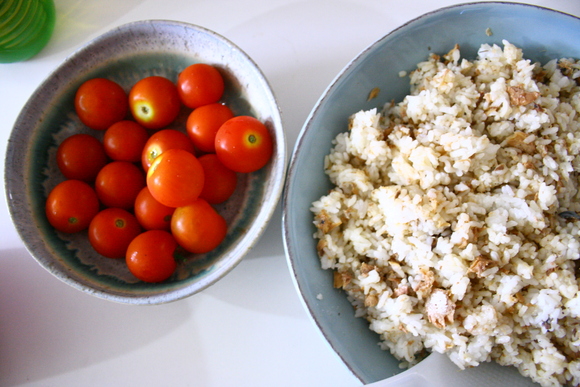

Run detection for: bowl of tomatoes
[[4, 20, 285, 304]]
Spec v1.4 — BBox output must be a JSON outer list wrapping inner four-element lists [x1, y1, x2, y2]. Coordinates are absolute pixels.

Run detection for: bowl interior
[[283, 2, 580, 383], [5, 20, 285, 304]]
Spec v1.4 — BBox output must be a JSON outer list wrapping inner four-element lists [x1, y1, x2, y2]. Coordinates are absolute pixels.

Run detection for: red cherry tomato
[[103, 120, 149, 162], [134, 187, 175, 231], [88, 208, 142, 258], [177, 63, 224, 109], [74, 78, 128, 130], [186, 103, 233, 153], [198, 153, 237, 204], [146, 148, 204, 208], [215, 116, 274, 173], [126, 230, 177, 283], [95, 161, 146, 210], [141, 129, 195, 172], [171, 198, 227, 254], [56, 133, 108, 182], [129, 76, 181, 130], [45, 180, 100, 233]]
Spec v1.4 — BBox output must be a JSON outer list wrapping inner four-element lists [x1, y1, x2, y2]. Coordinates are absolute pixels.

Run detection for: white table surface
[[2, 1, 580, 386]]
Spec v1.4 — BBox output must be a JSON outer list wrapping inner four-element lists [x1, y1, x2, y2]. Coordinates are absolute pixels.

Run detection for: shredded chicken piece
[[467, 256, 497, 278], [505, 131, 536, 154], [414, 267, 435, 299], [558, 59, 579, 77], [360, 262, 376, 276], [443, 44, 460, 63], [316, 239, 327, 257], [393, 283, 410, 297], [333, 271, 352, 289], [425, 288, 455, 329], [364, 293, 379, 307], [515, 292, 529, 306], [507, 86, 540, 106], [314, 209, 341, 233]]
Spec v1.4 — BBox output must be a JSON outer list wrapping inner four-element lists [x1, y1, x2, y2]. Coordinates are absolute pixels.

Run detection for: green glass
[[0, 0, 55, 63]]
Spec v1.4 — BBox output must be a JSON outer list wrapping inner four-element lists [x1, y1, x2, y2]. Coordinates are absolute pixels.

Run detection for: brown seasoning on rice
[[311, 41, 580, 387]]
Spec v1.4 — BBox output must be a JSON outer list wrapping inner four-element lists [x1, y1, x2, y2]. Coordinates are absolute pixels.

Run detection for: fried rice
[[311, 40, 580, 386]]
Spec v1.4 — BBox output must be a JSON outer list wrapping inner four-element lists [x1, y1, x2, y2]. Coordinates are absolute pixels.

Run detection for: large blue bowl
[[5, 20, 286, 305], [282, 2, 580, 384]]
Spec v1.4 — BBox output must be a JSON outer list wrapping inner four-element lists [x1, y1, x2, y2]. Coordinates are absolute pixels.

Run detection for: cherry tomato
[[141, 129, 195, 172], [198, 153, 237, 204], [74, 78, 128, 130], [134, 187, 175, 231], [45, 180, 100, 233], [146, 148, 204, 208], [186, 103, 233, 153], [95, 161, 146, 210], [171, 198, 227, 254], [56, 133, 108, 182], [88, 208, 142, 258], [177, 63, 225, 109], [103, 120, 149, 162], [215, 116, 274, 173], [126, 230, 177, 283], [129, 76, 181, 130]]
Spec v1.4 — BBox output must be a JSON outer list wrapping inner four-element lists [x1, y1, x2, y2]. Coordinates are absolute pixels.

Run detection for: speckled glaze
[[5, 20, 285, 305], [282, 2, 580, 384]]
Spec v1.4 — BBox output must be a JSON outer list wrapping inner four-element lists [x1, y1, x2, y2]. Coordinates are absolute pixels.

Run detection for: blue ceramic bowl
[[5, 20, 285, 305], [282, 2, 580, 384]]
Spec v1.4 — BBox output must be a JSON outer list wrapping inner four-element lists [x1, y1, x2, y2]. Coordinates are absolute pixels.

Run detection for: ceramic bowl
[[5, 20, 285, 305], [282, 2, 580, 384]]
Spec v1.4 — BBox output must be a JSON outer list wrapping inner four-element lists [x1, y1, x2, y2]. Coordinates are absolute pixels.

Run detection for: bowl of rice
[[282, 2, 580, 386]]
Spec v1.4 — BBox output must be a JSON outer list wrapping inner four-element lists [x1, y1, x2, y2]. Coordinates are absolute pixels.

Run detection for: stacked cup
[[0, 0, 56, 63]]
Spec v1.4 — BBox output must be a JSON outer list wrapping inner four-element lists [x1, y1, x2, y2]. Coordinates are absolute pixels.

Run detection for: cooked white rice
[[311, 40, 580, 387]]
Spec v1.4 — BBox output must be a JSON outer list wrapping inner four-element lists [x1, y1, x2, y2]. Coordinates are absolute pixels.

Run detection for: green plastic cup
[[0, 0, 56, 63]]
